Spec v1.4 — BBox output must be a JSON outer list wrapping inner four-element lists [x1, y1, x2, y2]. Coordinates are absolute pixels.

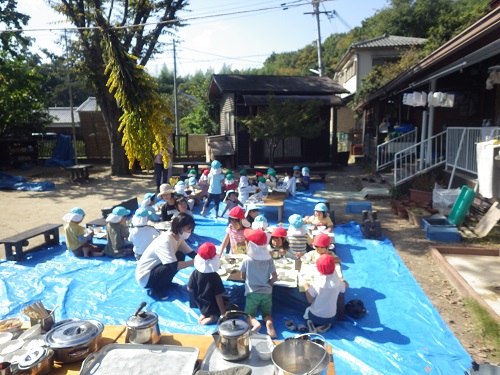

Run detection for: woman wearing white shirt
[[136, 213, 197, 300]]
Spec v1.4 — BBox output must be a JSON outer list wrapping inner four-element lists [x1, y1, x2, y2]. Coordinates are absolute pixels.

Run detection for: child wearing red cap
[[302, 254, 348, 333], [240, 228, 278, 338], [268, 226, 289, 258], [301, 233, 342, 276], [187, 242, 227, 325], [218, 206, 250, 256]]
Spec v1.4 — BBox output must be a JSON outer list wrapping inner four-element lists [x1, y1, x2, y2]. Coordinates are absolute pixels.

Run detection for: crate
[[421, 218, 455, 231], [346, 201, 372, 214], [426, 226, 461, 242]]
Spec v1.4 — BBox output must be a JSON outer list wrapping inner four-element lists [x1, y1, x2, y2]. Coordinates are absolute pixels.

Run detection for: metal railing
[[376, 129, 418, 171], [445, 127, 500, 175], [392, 131, 446, 186]]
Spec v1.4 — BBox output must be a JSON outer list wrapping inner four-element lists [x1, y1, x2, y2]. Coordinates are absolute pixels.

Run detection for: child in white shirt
[[128, 207, 159, 260]]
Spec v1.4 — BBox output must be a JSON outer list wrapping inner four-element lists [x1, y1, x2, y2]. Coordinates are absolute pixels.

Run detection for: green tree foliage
[[51, 0, 188, 175], [0, 0, 50, 138], [238, 96, 324, 167]]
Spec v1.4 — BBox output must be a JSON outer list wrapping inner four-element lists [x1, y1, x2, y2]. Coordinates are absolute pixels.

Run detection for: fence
[[34, 134, 87, 159]]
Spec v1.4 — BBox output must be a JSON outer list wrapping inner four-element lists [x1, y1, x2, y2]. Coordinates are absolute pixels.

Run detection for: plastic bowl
[[255, 341, 273, 361], [0, 318, 23, 333]]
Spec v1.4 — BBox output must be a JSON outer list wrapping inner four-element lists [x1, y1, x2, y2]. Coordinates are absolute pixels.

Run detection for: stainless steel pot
[[125, 302, 160, 345], [212, 311, 252, 361], [44, 320, 104, 363], [271, 333, 330, 375], [16, 346, 54, 375]]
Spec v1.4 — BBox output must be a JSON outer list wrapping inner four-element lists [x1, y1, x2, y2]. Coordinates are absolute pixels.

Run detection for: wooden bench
[[310, 172, 327, 182], [175, 161, 208, 173], [0, 223, 62, 261], [64, 164, 94, 182]]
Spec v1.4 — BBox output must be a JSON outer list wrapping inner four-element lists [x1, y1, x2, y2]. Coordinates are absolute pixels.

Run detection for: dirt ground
[[0, 161, 498, 366]]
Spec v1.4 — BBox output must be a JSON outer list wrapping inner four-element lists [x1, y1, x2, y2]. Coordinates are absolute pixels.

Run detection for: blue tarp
[[0, 172, 55, 191], [0, 183, 471, 374], [44, 134, 74, 167]]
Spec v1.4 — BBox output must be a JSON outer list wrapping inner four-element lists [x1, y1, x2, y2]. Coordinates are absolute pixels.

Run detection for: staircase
[[376, 127, 500, 188]]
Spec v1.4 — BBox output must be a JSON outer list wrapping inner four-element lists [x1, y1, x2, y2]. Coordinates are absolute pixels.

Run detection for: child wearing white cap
[[105, 206, 134, 258], [128, 207, 159, 260], [187, 242, 227, 325], [62, 207, 104, 258], [220, 190, 243, 217]]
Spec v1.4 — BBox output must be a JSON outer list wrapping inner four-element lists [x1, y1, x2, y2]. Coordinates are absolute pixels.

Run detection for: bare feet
[[199, 315, 218, 325], [266, 320, 277, 338], [250, 317, 261, 333], [91, 251, 104, 257]]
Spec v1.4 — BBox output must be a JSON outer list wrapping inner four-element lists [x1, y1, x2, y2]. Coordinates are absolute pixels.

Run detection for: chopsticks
[[21, 301, 51, 319]]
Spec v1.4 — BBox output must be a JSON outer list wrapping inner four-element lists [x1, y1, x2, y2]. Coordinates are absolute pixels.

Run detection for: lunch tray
[[200, 334, 275, 374], [78, 343, 199, 375]]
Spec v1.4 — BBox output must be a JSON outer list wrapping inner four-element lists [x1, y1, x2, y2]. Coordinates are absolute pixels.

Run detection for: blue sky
[[16, 0, 389, 76]]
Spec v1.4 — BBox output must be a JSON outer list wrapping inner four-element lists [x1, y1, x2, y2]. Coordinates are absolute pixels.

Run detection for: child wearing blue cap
[[200, 160, 225, 218], [140, 192, 161, 222], [299, 167, 310, 190], [105, 206, 134, 258], [286, 214, 308, 260], [304, 203, 333, 232], [62, 207, 104, 258], [128, 207, 159, 260]]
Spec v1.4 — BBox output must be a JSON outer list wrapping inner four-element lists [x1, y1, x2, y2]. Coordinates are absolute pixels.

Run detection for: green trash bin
[[448, 185, 476, 226]]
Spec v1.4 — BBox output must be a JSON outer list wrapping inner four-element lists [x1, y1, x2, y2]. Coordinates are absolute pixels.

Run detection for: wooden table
[[246, 192, 286, 222], [49, 325, 335, 374]]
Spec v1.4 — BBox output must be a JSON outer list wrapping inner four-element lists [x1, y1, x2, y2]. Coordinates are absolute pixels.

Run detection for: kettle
[[125, 302, 161, 344], [212, 311, 252, 361]]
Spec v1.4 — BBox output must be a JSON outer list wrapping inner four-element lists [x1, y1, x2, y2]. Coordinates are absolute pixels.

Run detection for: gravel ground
[[0, 161, 498, 366]]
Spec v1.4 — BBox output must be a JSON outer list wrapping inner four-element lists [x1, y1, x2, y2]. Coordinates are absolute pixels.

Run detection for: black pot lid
[[127, 311, 158, 328], [18, 346, 48, 369], [45, 320, 103, 348], [218, 319, 249, 337]]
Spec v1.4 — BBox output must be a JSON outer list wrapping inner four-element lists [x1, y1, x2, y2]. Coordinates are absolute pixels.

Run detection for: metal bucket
[[271, 334, 330, 375]]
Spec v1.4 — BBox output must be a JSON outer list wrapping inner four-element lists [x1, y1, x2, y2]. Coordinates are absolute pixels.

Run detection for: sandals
[[306, 320, 317, 333], [316, 324, 331, 333], [285, 320, 297, 332], [297, 323, 308, 333]]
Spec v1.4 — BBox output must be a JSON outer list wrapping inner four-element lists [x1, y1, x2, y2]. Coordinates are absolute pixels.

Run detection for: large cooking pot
[[271, 333, 330, 375], [44, 320, 104, 363], [212, 311, 252, 361], [125, 302, 160, 345], [17, 346, 54, 375]]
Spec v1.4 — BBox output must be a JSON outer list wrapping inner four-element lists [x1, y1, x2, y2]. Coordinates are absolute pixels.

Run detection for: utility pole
[[65, 29, 78, 165], [304, 1, 327, 77], [173, 40, 180, 152]]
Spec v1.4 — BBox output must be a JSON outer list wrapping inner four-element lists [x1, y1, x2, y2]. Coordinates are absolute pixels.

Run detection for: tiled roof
[[351, 35, 426, 49], [48, 107, 80, 124]]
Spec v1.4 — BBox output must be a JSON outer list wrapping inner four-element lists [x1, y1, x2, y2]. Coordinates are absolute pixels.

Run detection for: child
[[286, 214, 307, 260], [266, 168, 277, 189], [158, 184, 177, 222], [240, 228, 278, 338], [293, 165, 301, 179], [186, 176, 198, 192], [245, 204, 260, 226], [302, 254, 348, 333], [282, 169, 297, 197], [218, 206, 250, 256], [224, 173, 237, 192], [128, 207, 159, 260], [62, 207, 103, 258], [201, 160, 225, 218], [221, 190, 243, 217], [105, 206, 134, 258], [304, 203, 334, 232], [237, 169, 250, 204], [251, 215, 268, 231], [300, 233, 342, 277], [299, 167, 310, 190], [173, 197, 193, 218], [188, 242, 227, 325], [141, 192, 161, 222], [198, 169, 210, 197], [268, 226, 289, 258], [187, 169, 197, 179], [256, 176, 269, 198], [174, 180, 195, 210]]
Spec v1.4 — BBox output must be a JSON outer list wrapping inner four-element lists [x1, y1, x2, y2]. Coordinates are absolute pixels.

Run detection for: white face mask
[[180, 231, 191, 240]]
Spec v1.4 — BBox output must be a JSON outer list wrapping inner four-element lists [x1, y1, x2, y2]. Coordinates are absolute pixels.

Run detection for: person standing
[[154, 146, 173, 193], [200, 160, 225, 218]]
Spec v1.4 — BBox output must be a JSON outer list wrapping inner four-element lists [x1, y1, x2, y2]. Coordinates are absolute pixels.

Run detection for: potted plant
[[407, 207, 431, 228]]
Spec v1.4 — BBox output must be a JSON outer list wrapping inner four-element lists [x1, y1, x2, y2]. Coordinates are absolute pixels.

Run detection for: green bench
[[0, 223, 62, 261]]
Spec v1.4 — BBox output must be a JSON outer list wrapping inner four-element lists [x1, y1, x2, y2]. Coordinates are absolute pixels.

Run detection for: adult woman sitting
[[135, 212, 197, 300]]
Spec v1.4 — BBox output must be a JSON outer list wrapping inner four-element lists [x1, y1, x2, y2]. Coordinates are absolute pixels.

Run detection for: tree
[[238, 96, 325, 167], [51, 0, 189, 175], [0, 0, 51, 138]]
